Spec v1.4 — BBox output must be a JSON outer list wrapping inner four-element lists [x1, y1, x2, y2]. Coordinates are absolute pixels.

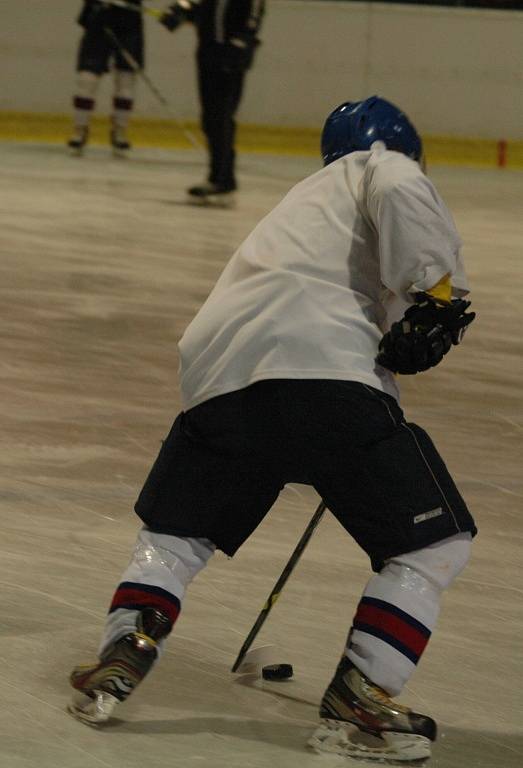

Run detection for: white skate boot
[[309, 656, 436, 762]]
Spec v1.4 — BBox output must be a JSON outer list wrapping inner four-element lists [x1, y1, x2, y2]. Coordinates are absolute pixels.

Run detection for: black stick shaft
[[231, 500, 326, 673]]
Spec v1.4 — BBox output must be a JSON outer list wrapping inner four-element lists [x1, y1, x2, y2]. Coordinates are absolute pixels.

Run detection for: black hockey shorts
[[76, 12, 144, 74], [135, 380, 477, 571]]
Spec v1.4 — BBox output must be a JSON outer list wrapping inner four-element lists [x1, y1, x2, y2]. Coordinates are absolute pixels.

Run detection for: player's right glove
[[376, 293, 475, 375], [160, 0, 197, 31]]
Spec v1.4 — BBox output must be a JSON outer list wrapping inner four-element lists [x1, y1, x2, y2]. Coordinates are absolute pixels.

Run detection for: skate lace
[[133, 631, 157, 647], [363, 679, 409, 713]]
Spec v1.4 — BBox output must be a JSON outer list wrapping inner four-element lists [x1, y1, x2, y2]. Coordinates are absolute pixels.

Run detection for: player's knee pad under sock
[[113, 70, 136, 101], [388, 532, 472, 591], [76, 70, 100, 97], [98, 529, 215, 656], [346, 533, 472, 695]]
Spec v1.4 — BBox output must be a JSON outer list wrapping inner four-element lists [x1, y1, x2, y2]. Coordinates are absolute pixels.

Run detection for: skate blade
[[68, 690, 119, 726], [68, 147, 84, 158], [308, 720, 431, 763], [112, 148, 130, 159], [186, 193, 236, 209]]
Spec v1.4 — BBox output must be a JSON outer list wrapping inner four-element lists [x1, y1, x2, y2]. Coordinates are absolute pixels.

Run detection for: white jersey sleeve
[[361, 147, 469, 303]]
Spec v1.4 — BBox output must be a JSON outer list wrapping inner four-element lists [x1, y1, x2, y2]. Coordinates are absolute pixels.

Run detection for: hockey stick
[[102, 0, 164, 18], [102, 24, 202, 149], [231, 499, 327, 673]]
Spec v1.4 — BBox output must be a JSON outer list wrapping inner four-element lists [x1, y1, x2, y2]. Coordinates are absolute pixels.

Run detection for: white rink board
[[1, 2, 523, 137]]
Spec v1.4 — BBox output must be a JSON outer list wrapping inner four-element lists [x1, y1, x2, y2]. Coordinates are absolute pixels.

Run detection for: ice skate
[[186, 183, 236, 208], [308, 656, 436, 763], [67, 126, 89, 157], [68, 607, 172, 725], [110, 124, 131, 158]]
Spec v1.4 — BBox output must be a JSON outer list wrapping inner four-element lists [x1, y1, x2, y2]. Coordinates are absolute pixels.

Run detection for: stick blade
[[233, 645, 276, 675]]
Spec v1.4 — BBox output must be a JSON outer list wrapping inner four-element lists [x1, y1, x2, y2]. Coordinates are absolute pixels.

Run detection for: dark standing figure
[[161, 0, 265, 206], [68, 0, 144, 157], [67, 97, 477, 764]]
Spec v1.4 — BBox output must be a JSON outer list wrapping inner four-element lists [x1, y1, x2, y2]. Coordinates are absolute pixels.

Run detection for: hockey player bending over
[[68, 96, 477, 763], [68, 1, 144, 157]]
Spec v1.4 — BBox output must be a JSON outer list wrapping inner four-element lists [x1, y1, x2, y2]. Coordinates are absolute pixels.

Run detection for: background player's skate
[[68, 124, 90, 156], [186, 183, 237, 208], [110, 111, 132, 157]]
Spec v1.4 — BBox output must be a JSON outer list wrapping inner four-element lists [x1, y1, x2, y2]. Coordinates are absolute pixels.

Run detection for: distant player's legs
[[110, 70, 137, 156], [68, 27, 111, 155], [69, 529, 215, 724], [187, 53, 245, 206], [69, 71, 101, 155], [110, 21, 143, 156], [201, 66, 243, 190]]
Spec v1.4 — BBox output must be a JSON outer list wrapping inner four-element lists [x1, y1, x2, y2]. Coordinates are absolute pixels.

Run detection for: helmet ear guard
[[321, 96, 423, 166]]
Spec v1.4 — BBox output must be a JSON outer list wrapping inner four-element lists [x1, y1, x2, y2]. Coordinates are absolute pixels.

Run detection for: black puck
[[262, 663, 294, 680]]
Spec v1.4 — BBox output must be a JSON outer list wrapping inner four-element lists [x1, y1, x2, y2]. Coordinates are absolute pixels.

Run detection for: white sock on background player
[[111, 70, 136, 148], [346, 532, 472, 695], [72, 70, 100, 129], [98, 528, 215, 656]]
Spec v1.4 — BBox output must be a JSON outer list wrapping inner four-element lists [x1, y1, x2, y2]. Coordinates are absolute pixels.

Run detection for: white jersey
[[178, 146, 469, 411]]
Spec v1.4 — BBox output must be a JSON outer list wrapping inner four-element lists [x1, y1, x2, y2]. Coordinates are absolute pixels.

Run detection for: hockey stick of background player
[[102, 24, 202, 149], [102, 0, 164, 18], [231, 500, 327, 673]]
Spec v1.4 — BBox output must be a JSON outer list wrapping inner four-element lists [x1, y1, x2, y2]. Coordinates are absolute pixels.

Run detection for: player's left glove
[[376, 293, 476, 375]]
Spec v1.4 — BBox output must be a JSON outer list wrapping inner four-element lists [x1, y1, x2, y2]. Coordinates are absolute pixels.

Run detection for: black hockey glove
[[160, 0, 196, 31], [376, 293, 475, 375]]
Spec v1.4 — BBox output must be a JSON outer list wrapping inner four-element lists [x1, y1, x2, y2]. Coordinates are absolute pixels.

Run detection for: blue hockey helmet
[[321, 96, 423, 166]]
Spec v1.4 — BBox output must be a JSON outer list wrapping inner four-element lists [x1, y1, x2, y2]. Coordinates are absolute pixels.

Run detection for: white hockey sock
[[72, 71, 100, 127], [112, 70, 136, 130], [346, 533, 472, 696], [98, 528, 215, 656]]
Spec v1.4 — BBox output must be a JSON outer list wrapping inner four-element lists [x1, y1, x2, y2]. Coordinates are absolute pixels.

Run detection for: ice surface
[[0, 141, 522, 767]]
